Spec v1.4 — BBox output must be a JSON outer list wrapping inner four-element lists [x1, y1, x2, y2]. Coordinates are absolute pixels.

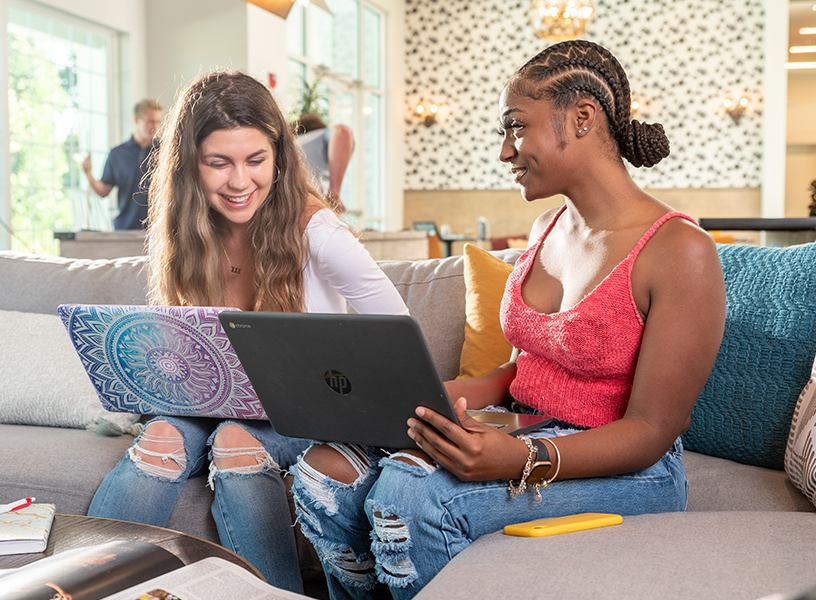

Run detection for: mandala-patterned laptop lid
[[57, 304, 266, 419]]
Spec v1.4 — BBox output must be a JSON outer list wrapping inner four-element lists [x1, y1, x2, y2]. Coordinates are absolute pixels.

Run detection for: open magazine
[[0, 540, 309, 600]]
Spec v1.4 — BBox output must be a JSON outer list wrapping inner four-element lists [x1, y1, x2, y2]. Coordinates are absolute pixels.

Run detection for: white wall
[[145, 0, 247, 104], [246, 4, 288, 108], [380, 0, 407, 231], [761, 0, 789, 218]]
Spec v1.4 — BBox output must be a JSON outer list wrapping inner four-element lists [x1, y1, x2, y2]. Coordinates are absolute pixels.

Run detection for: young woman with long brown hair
[[88, 70, 408, 594]]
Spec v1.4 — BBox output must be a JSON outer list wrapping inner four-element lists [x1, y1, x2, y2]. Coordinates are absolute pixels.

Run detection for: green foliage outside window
[[7, 29, 75, 255]]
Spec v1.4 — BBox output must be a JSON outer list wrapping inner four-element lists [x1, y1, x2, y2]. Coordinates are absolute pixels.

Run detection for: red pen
[[0, 497, 35, 513]]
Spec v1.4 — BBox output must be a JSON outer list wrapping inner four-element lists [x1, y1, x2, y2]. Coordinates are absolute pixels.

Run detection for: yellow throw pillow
[[456, 244, 515, 379]]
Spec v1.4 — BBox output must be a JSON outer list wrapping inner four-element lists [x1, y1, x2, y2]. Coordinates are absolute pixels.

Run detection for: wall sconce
[[723, 97, 749, 124], [414, 100, 440, 126]]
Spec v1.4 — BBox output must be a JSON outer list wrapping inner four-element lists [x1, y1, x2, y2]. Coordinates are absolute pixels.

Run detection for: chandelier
[[527, 0, 596, 42]]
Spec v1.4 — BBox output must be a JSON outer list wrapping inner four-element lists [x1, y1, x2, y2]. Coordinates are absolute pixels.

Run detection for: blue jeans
[[89, 416, 310, 593], [291, 427, 688, 600]]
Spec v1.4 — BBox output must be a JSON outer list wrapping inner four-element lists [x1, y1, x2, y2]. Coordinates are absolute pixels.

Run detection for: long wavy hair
[[146, 70, 326, 312]]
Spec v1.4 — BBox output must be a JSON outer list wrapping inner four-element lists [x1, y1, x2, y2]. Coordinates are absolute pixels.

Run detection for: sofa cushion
[[0, 310, 140, 430], [684, 450, 814, 512], [0, 424, 136, 516], [378, 249, 522, 381], [0, 251, 148, 315], [456, 244, 514, 379], [785, 350, 816, 508], [415, 512, 816, 600], [684, 242, 816, 469]]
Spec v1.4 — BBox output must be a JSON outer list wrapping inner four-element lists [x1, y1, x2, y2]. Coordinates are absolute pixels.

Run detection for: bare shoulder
[[527, 206, 563, 247], [646, 216, 720, 267], [638, 215, 724, 298]]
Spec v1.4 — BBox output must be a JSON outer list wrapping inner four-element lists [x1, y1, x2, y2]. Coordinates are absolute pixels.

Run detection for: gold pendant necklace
[[219, 239, 244, 275]]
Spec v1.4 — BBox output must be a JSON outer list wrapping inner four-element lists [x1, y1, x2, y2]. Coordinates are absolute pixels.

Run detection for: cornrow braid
[[512, 40, 669, 168]]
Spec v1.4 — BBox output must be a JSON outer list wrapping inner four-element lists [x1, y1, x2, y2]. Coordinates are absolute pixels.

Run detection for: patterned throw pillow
[[785, 354, 816, 507], [683, 242, 816, 470]]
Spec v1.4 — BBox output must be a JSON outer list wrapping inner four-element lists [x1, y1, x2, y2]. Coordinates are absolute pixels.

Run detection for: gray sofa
[[1, 247, 816, 600]]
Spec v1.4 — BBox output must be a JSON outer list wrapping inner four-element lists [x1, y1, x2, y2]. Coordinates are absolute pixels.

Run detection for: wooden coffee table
[[0, 514, 264, 580]]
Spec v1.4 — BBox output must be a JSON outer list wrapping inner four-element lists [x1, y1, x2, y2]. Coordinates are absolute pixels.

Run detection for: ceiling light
[[790, 45, 816, 53], [785, 62, 816, 69], [801, 27, 816, 34], [527, 0, 596, 42]]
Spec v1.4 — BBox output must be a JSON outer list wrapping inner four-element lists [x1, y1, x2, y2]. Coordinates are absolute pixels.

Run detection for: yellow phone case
[[503, 512, 623, 537]]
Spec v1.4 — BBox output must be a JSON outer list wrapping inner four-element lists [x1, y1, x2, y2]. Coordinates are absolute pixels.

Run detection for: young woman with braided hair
[[291, 40, 725, 600]]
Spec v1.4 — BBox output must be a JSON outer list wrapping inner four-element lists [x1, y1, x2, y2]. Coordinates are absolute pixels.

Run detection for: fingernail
[[407, 429, 416, 439], [416, 407, 425, 417]]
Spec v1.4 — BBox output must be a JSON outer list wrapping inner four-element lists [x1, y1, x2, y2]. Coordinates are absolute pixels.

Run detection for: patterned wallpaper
[[404, 0, 765, 190]]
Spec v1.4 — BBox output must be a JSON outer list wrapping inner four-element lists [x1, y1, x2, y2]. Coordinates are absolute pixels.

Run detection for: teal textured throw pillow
[[684, 242, 816, 470]]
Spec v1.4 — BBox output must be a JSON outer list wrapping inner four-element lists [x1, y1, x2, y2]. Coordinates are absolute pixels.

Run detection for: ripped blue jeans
[[88, 416, 310, 593], [291, 428, 687, 600]]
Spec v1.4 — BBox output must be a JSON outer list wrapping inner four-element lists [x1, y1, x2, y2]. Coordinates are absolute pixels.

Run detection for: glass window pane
[[288, 59, 307, 117], [336, 89, 356, 209], [330, 0, 359, 79], [7, 7, 113, 254], [363, 7, 381, 88], [8, 6, 28, 28], [363, 92, 382, 227], [286, 3, 306, 56], [307, 5, 335, 70]]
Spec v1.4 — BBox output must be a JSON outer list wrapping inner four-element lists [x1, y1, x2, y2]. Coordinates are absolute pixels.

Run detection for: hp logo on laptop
[[324, 370, 352, 395]]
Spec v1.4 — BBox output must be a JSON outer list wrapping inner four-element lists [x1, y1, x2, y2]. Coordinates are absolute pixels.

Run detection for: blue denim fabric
[[88, 416, 310, 593], [291, 428, 687, 600]]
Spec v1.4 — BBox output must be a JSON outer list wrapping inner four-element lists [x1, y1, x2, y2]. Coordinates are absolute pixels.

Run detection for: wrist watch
[[527, 439, 552, 484]]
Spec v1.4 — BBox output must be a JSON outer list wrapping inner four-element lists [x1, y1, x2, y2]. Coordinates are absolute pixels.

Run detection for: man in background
[[83, 98, 163, 230], [295, 113, 354, 213]]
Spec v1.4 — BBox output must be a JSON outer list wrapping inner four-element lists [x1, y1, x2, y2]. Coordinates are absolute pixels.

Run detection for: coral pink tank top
[[500, 206, 694, 428]]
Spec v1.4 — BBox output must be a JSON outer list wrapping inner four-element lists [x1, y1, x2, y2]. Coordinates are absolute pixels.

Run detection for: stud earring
[[578, 126, 588, 134]]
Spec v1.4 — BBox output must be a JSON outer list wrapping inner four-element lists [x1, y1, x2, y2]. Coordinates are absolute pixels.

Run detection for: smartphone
[[503, 513, 623, 537]]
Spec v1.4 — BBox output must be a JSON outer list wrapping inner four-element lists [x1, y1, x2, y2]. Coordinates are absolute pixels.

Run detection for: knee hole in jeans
[[129, 420, 186, 479], [296, 443, 372, 514], [211, 423, 270, 471]]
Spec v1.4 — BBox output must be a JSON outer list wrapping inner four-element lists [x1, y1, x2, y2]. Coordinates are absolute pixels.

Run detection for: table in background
[[0, 514, 263, 580], [698, 217, 816, 247]]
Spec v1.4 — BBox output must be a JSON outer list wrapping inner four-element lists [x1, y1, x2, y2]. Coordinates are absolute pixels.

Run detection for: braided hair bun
[[622, 120, 670, 168], [514, 40, 670, 168]]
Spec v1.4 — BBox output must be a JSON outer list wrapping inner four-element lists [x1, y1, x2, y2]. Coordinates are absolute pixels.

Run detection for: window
[[287, 0, 386, 231], [4, 2, 117, 255]]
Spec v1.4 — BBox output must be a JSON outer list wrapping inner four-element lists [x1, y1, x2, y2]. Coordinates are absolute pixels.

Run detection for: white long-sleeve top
[[303, 209, 409, 316]]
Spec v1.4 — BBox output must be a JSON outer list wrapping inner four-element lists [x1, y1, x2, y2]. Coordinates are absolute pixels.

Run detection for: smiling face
[[497, 85, 571, 202], [198, 127, 276, 228]]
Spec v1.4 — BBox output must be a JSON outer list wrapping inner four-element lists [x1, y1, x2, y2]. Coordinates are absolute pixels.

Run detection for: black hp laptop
[[219, 312, 551, 449]]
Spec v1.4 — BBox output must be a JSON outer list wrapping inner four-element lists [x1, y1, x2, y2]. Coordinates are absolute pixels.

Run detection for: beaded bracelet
[[507, 435, 536, 498], [531, 438, 561, 503]]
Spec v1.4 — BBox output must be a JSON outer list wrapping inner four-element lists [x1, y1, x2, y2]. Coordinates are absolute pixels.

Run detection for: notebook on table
[[57, 304, 266, 419], [218, 312, 551, 449]]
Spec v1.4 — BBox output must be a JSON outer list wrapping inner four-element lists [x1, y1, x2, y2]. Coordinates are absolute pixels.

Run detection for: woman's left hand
[[407, 397, 529, 481]]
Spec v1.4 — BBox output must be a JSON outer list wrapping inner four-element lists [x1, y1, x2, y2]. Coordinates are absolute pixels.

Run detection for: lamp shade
[[242, 0, 332, 19], [527, 0, 595, 42]]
